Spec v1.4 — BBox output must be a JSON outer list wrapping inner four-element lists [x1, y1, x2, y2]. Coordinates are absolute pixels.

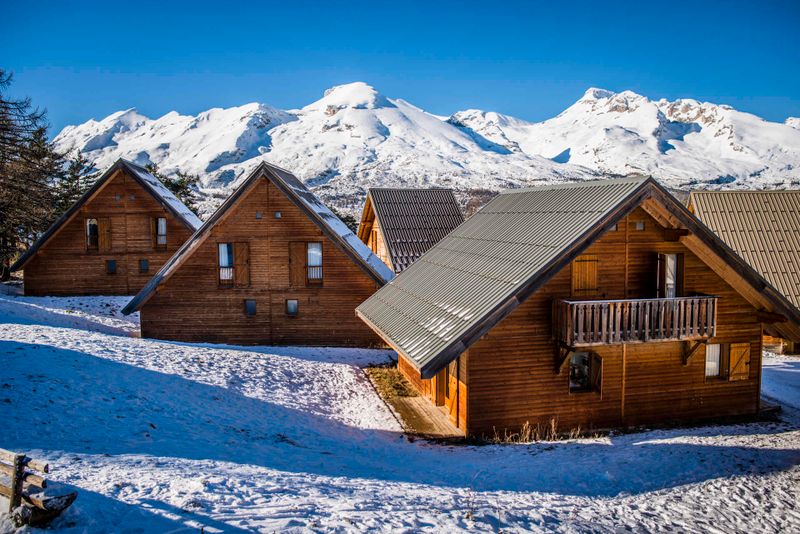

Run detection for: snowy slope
[[788, 117, 800, 130], [1, 293, 800, 532], [452, 88, 800, 189], [54, 83, 800, 218]]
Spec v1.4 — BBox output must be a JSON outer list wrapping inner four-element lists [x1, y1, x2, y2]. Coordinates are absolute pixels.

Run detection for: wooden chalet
[[357, 177, 800, 436], [11, 159, 202, 296], [688, 190, 800, 352], [123, 162, 395, 346], [357, 188, 464, 273]]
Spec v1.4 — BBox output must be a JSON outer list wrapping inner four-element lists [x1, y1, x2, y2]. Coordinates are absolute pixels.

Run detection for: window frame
[[154, 217, 168, 250], [138, 259, 149, 274], [86, 218, 99, 251], [218, 242, 235, 287], [568, 351, 602, 394], [704, 343, 729, 381], [306, 242, 323, 285]]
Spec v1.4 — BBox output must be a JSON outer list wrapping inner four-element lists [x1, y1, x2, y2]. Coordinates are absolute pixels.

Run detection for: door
[[444, 358, 459, 425]]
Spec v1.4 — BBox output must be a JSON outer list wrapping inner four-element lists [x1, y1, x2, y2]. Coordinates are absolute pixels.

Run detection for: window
[[634, 221, 645, 231], [218, 243, 234, 286], [286, 299, 299, 317], [569, 352, 601, 393], [705, 344, 723, 378], [139, 259, 149, 274], [255, 211, 263, 220], [307, 242, 323, 283], [370, 229, 379, 253], [153, 217, 167, 249], [609, 223, 618, 232], [244, 299, 257, 316], [106, 260, 117, 274], [705, 343, 751, 381], [657, 253, 684, 298], [571, 255, 599, 297], [274, 211, 282, 219], [218, 242, 250, 287], [86, 219, 99, 250]]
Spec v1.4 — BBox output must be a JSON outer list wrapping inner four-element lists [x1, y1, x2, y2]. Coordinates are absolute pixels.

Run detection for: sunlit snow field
[[0, 293, 798, 533]]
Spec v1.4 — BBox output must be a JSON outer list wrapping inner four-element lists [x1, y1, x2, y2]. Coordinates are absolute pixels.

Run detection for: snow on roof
[[262, 165, 395, 284], [122, 160, 203, 230]]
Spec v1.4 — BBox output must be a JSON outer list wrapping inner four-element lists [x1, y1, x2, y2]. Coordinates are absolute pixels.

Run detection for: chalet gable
[[357, 177, 800, 378], [11, 159, 202, 271], [123, 162, 394, 315], [357, 188, 464, 273]]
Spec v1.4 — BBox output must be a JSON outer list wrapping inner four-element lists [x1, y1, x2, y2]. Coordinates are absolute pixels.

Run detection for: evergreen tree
[[54, 151, 98, 215], [144, 163, 201, 214], [330, 206, 359, 234], [0, 70, 64, 279]]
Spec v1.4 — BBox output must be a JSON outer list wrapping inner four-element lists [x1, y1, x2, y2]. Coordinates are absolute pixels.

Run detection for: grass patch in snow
[[365, 363, 418, 399]]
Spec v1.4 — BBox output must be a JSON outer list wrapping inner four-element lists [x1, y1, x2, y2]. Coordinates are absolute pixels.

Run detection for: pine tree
[[54, 151, 98, 215], [144, 163, 201, 214], [0, 70, 64, 279]]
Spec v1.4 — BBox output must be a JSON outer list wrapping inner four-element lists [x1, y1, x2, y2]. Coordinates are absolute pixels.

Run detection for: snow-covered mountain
[[54, 82, 800, 217], [452, 88, 800, 189], [787, 117, 800, 130]]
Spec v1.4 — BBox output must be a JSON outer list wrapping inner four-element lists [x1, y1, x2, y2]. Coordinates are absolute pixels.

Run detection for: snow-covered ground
[[0, 293, 798, 533]]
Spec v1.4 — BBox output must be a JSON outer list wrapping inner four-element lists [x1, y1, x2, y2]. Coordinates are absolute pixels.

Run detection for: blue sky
[[3, 0, 799, 134]]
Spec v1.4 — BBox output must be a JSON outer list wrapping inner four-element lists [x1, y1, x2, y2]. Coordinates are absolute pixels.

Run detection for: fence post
[[9, 453, 24, 513]]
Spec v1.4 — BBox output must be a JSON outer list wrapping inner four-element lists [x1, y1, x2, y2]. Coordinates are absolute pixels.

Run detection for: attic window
[[255, 211, 263, 220], [129, 194, 136, 201], [609, 223, 618, 232], [275, 211, 282, 219], [634, 221, 645, 231], [115, 194, 122, 201]]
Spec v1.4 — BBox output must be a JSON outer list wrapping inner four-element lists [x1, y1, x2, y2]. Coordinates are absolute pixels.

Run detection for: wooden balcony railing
[[219, 267, 234, 287], [553, 296, 718, 347], [307, 265, 323, 283]]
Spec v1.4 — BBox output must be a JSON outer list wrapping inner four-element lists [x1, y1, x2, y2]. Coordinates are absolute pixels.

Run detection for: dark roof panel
[[366, 188, 464, 272]]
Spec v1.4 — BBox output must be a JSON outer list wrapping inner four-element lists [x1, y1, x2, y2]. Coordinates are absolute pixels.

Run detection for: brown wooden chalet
[[11, 159, 202, 296], [123, 162, 395, 346], [357, 188, 464, 273], [357, 177, 800, 436]]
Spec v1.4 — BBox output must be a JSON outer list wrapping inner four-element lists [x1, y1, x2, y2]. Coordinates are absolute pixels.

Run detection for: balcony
[[553, 296, 718, 347]]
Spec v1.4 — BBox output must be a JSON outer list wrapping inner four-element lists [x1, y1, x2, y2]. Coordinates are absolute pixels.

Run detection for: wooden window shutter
[[150, 217, 157, 248], [289, 242, 306, 287], [233, 242, 250, 287], [590, 353, 602, 392], [571, 255, 599, 297], [98, 217, 112, 252], [728, 342, 751, 381], [656, 254, 667, 298]]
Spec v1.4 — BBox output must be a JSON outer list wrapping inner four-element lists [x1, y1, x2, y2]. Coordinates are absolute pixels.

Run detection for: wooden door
[[289, 242, 306, 287], [233, 242, 250, 287], [444, 359, 459, 424], [729, 342, 751, 381], [572, 255, 598, 298], [98, 217, 112, 252]]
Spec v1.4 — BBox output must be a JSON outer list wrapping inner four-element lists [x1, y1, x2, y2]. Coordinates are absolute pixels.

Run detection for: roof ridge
[[500, 175, 651, 195]]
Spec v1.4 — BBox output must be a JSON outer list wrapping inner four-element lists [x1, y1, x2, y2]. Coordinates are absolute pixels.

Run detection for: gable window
[[307, 242, 323, 283], [218, 243, 234, 286], [106, 260, 117, 274], [244, 299, 257, 316], [139, 259, 149, 274], [571, 255, 599, 298], [218, 242, 250, 288], [569, 352, 602, 393], [86, 219, 99, 250], [634, 221, 645, 231], [657, 253, 684, 298], [370, 229, 379, 254], [286, 299, 299, 317], [153, 217, 167, 249]]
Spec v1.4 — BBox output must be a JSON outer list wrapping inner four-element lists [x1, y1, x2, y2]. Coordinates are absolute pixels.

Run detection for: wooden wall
[[397, 351, 468, 432], [362, 215, 391, 270], [22, 169, 194, 296], [139, 177, 384, 347], [400, 208, 763, 437]]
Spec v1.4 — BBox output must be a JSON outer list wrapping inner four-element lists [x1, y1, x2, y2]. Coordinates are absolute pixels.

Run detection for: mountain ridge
[[54, 82, 800, 217]]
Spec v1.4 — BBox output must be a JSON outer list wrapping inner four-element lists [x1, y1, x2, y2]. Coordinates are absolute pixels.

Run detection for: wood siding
[[397, 351, 468, 432], [22, 169, 194, 296], [398, 208, 763, 436], [139, 178, 383, 346]]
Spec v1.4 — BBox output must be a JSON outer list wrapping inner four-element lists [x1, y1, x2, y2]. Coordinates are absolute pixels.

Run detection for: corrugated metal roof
[[11, 158, 201, 271], [123, 161, 393, 315], [363, 188, 464, 273], [357, 176, 651, 377], [689, 190, 800, 311]]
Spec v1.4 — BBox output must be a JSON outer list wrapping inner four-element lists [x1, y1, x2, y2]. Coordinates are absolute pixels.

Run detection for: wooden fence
[[554, 296, 718, 347], [0, 447, 75, 527]]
